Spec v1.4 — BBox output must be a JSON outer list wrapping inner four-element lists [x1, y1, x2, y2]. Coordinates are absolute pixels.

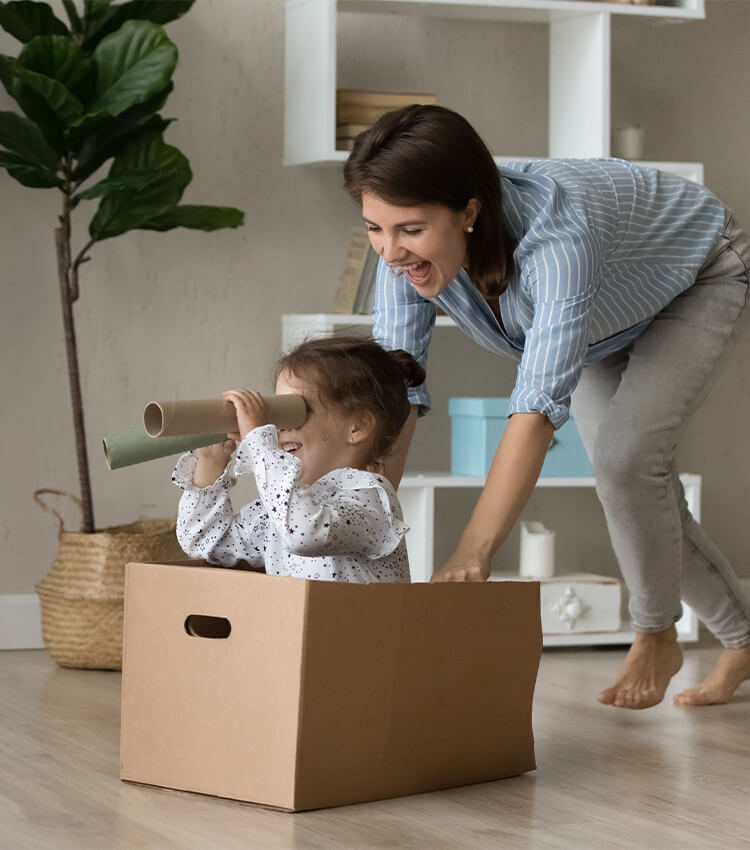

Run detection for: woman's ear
[[349, 409, 376, 445], [464, 197, 481, 230]]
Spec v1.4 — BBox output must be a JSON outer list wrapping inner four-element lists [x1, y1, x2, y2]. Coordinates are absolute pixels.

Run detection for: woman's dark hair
[[275, 336, 425, 463], [343, 104, 516, 297]]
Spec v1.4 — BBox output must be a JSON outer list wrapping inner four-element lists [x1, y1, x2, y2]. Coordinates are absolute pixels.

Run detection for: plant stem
[[56, 162, 95, 533], [71, 238, 95, 302]]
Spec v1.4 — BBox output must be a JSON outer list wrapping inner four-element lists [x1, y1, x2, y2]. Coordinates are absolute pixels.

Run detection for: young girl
[[172, 336, 425, 583]]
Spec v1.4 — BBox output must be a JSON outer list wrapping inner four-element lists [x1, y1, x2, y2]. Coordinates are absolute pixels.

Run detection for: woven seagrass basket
[[34, 489, 183, 670]]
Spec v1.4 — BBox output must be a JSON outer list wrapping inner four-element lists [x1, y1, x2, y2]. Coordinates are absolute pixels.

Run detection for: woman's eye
[[365, 225, 379, 233], [403, 229, 422, 236]]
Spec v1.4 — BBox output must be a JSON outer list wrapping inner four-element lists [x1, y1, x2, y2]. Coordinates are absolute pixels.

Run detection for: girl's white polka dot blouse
[[172, 425, 410, 583]]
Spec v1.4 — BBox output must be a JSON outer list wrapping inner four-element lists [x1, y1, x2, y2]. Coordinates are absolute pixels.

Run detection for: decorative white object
[[551, 586, 590, 630], [519, 521, 556, 579], [492, 573, 622, 635]]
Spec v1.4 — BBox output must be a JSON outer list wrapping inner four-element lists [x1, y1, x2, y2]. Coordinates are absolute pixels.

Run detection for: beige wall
[[1, 0, 747, 595]]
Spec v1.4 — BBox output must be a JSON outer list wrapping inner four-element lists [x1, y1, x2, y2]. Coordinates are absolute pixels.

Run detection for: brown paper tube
[[144, 395, 307, 438]]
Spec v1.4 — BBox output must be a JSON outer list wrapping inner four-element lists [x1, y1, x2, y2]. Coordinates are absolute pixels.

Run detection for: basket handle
[[33, 488, 85, 534]]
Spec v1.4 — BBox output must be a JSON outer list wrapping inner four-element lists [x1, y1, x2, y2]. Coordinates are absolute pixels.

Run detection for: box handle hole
[[184, 614, 231, 639]]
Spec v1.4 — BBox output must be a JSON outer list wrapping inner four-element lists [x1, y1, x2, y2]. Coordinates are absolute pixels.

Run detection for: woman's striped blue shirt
[[373, 158, 726, 427]]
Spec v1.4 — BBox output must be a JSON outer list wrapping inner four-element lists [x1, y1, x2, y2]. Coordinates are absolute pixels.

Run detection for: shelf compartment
[[285, 0, 704, 165]]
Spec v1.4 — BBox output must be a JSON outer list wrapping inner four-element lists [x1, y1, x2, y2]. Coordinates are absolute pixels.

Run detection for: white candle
[[613, 124, 644, 161], [519, 521, 555, 579]]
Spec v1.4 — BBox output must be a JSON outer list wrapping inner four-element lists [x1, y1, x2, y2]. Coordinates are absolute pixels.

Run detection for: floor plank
[[1, 646, 748, 850]]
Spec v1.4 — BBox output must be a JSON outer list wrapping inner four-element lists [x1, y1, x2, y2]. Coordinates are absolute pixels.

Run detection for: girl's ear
[[349, 409, 376, 445]]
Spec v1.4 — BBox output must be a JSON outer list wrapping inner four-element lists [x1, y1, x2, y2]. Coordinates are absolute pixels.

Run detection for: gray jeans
[[571, 209, 750, 647]]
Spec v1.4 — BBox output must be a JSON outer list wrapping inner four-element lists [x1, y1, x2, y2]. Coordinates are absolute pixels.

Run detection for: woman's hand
[[431, 413, 554, 584], [222, 389, 269, 440], [430, 549, 491, 582]]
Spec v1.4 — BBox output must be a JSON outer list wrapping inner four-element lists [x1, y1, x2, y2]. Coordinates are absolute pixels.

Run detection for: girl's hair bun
[[388, 349, 426, 388]]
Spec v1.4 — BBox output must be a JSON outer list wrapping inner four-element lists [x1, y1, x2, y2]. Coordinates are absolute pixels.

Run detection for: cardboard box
[[120, 561, 542, 811], [492, 572, 621, 634], [449, 397, 593, 477]]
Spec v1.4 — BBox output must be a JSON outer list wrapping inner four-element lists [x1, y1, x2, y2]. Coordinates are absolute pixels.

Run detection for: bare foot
[[673, 643, 750, 706], [598, 626, 683, 709]]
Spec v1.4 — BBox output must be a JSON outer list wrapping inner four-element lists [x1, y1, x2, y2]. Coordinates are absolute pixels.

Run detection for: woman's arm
[[430, 412, 554, 582]]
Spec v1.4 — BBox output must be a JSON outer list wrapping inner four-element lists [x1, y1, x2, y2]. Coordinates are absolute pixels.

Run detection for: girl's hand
[[199, 439, 236, 464], [430, 549, 491, 582], [222, 389, 269, 440], [194, 439, 236, 487]]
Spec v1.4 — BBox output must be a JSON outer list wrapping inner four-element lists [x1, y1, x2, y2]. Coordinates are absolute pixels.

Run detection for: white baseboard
[[2, 580, 749, 652], [0, 594, 43, 650]]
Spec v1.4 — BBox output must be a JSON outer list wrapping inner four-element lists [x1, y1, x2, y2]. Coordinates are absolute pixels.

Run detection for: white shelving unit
[[284, 0, 705, 166], [281, 314, 700, 646], [398, 472, 700, 646], [282, 0, 708, 646]]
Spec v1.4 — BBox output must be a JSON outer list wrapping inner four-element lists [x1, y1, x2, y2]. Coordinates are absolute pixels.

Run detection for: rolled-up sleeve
[[509, 210, 602, 428], [372, 257, 435, 413]]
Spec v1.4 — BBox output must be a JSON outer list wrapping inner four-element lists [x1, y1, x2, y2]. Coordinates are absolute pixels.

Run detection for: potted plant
[[0, 0, 244, 668]]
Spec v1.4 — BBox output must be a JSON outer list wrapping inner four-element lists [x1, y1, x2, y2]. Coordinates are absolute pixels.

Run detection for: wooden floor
[[1, 644, 749, 850]]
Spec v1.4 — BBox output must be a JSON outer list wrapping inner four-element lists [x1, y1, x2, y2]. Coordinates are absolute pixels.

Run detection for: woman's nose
[[379, 236, 405, 265]]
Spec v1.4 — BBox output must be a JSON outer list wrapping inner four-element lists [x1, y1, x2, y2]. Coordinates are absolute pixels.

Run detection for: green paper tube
[[103, 430, 229, 471]]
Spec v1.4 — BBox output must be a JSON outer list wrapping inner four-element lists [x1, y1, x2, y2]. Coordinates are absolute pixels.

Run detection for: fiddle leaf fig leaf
[[17, 35, 94, 105], [85, 20, 177, 119], [0, 108, 59, 170], [139, 205, 245, 232], [0, 149, 61, 186], [83, 0, 194, 50], [89, 129, 191, 239], [73, 168, 157, 202], [84, 0, 111, 18], [70, 82, 173, 175], [0, 54, 66, 153], [0, 1, 68, 43], [12, 63, 84, 123]]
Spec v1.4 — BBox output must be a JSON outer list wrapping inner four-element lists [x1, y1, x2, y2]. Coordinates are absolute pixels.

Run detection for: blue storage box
[[449, 398, 593, 477]]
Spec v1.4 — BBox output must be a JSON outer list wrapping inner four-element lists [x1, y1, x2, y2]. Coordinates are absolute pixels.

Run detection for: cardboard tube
[[143, 395, 307, 438], [103, 430, 229, 470]]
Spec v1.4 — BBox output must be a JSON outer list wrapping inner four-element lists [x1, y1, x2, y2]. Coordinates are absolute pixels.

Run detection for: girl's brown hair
[[343, 104, 517, 297], [275, 336, 425, 463]]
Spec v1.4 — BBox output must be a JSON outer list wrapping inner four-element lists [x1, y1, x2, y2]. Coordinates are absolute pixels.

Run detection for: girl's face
[[361, 191, 479, 299], [275, 368, 371, 485]]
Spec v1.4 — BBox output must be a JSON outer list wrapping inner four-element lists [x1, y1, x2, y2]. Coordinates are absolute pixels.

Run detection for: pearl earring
[[465, 225, 474, 233]]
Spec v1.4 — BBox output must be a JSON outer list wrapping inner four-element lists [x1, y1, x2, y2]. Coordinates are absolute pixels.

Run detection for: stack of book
[[336, 89, 437, 151], [333, 227, 379, 315]]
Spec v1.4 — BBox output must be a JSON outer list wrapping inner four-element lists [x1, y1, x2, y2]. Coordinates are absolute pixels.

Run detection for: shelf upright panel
[[284, 0, 337, 165], [549, 11, 610, 158]]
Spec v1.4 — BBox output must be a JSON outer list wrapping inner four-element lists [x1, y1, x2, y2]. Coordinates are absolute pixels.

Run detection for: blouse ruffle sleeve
[[234, 427, 409, 559], [171, 450, 268, 567]]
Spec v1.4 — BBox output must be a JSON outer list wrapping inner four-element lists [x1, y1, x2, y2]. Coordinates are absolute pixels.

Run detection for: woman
[[343, 104, 750, 710]]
